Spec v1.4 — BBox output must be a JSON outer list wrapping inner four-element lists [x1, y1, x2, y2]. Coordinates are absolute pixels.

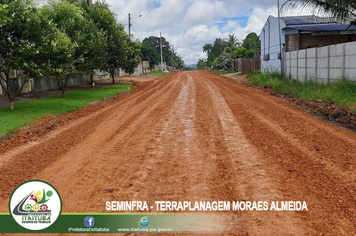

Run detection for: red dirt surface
[[1, 71, 356, 235]]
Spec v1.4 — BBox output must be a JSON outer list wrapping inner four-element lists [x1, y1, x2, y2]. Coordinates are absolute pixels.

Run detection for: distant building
[[259, 15, 356, 73]]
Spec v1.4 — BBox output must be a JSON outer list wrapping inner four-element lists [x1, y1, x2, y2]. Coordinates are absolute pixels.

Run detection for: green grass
[[148, 71, 166, 76], [249, 72, 356, 111], [0, 84, 132, 135], [213, 70, 237, 75]]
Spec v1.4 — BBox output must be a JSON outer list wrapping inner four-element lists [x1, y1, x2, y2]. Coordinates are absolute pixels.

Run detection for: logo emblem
[[138, 216, 150, 227], [9, 180, 62, 230], [84, 217, 95, 227]]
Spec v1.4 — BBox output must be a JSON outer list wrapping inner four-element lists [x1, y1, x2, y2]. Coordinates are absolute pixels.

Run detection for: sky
[[104, 0, 290, 65]]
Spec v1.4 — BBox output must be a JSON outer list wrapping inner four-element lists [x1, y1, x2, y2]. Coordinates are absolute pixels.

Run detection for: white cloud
[[103, 0, 288, 65]]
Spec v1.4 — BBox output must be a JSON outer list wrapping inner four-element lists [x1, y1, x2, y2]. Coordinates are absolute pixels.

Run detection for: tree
[[101, 23, 128, 84], [203, 44, 213, 58], [225, 34, 239, 69], [141, 36, 171, 65], [197, 59, 207, 70], [76, 0, 126, 84], [283, 0, 356, 24], [122, 40, 142, 75], [212, 52, 234, 70], [141, 39, 160, 69], [141, 36, 183, 70], [241, 32, 261, 58], [41, 0, 106, 97], [176, 55, 185, 70], [76, 0, 108, 86], [208, 38, 225, 67], [0, 0, 41, 110], [232, 47, 248, 58], [225, 34, 240, 51]]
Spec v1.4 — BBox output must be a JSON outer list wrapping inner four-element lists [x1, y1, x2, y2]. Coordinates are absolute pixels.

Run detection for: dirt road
[[1, 71, 356, 235]]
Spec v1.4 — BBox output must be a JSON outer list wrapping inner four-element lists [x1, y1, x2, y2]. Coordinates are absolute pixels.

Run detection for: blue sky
[[105, 0, 287, 65]]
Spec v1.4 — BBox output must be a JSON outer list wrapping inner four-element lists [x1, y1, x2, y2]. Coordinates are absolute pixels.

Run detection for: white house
[[259, 15, 356, 74], [259, 15, 286, 73]]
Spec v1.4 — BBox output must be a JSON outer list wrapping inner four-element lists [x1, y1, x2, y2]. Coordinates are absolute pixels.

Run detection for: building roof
[[286, 24, 356, 32], [280, 15, 337, 26]]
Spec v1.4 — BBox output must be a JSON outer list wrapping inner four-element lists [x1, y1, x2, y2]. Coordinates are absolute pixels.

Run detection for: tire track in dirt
[[201, 71, 356, 234], [0, 74, 178, 209], [16, 75, 184, 213], [1, 71, 356, 235], [193, 72, 306, 235]]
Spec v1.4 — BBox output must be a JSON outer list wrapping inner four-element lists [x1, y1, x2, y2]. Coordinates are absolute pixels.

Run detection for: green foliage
[[0, 0, 143, 107], [242, 32, 261, 58], [122, 40, 142, 74], [101, 23, 128, 81], [142, 36, 172, 66], [77, 0, 108, 76], [41, 1, 107, 80], [0, 0, 41, 109], [225, 34, 239, 51], [250, 72, 356, 110], [208, 38, 225, 66], [0, 84, 132, 134], [203, 44, 213, 58], [231, 33, 260, 59], [40, 1, 101, 96], [141, 36, 184, 69], [202, 32, 260, 69], [172, 55, 185, 69], [283, 0, 356, 22], [142, 40, 160, 68], [212, 52, 233, 70], [232, 47, 247, 58], [197, 59, 207, 70]]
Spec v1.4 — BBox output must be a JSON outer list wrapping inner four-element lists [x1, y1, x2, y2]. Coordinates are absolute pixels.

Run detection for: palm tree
[[215, 38, 225, 55], [225, 34, 240, 52], [225, 34, 240, 69], [283, 0, 356, 25], [203, 44, 213, 58]]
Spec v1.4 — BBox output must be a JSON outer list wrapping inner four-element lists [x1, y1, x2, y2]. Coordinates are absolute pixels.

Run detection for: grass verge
[[0, 84, 132, 135], [249, 72, 356, 111], [148, 71, 166, 76], [213, 70, 237, 75]]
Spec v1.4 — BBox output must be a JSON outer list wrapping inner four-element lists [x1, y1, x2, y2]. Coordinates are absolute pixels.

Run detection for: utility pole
[[277, 0, 283, 74], [128, 13, 142, 41], [160, 32, 163, 71], [172, 45, 174, 69], [128, 13, 131, 41]]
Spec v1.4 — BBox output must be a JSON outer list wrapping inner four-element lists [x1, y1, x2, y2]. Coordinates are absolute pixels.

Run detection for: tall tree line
[[141, 36, 184, 70], [198, 33, 261, 70], [0, 0, 141, 110]]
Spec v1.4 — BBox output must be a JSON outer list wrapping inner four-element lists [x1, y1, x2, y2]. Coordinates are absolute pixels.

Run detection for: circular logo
[[139, 216, 150, 227], [9, 180, 62, 231]]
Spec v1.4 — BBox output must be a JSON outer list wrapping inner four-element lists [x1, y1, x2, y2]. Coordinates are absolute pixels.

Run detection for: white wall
[[259, 16, 286, 73], [285, 41, 356, 82]]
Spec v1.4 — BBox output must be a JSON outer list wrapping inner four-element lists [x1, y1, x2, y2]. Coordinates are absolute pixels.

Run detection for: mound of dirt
[[268, 91, 356, 131]]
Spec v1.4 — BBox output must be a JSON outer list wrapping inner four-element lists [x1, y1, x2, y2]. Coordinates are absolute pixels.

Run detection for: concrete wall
[[285, 41, 356, 82], [119, 62, 144, 77], [1, 61, 150, 96], [154, 62, 167, 72], [30, 76, 87, 92]]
